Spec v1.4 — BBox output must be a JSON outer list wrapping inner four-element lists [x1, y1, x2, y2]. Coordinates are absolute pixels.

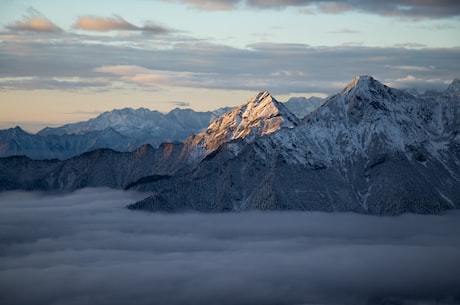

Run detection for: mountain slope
[[0, 142, 184, 191], [129, 76, 460, 214]]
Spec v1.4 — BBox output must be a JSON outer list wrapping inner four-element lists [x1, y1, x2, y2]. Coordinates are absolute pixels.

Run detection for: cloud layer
[[1, 32, 458, 94], [1, 189, 460, 305], [167, 0, 460, 18]]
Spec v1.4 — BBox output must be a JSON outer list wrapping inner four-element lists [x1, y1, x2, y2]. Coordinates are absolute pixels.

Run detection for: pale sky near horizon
[[1, 0, 459, 132]]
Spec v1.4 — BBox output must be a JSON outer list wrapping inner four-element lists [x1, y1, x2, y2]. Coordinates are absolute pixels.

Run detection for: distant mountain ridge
[[37, 107, 223, 137], [0, 107, 228, 160]]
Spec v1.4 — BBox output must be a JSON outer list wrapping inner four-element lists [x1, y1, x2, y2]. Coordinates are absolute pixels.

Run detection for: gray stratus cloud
[[5, 7, 62, 33], [1, 31, 459, 94], [0, 189, 460, 305], [168, 0, 460, 18], [72, 15, 170, 34]]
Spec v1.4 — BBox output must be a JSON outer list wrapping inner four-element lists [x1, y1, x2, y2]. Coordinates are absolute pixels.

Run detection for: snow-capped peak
[[332, 75, 417, 117], [184, 91, 299, 159], [206, 91, 298, 140], [341, 75, 390, 100], [239, 91, 299, 129]]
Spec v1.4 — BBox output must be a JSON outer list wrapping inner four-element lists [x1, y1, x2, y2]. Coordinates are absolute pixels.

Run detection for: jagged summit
[[342, 75, 375, 93], [239, 91, 299, 131], [184, 91, 299, 159], [326, 75, 418, 120], [445, 78, 460, 97], [340, 75, 393, 101]]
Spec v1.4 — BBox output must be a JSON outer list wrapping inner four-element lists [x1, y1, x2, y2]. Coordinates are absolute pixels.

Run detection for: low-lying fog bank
[[1, 188, 459, 305]]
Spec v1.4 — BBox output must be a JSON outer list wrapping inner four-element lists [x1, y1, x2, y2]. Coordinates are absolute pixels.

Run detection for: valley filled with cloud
[[1, 188, 459, 305]]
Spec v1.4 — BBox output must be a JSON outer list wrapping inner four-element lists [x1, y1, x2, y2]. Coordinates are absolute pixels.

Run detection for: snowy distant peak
[[0, 126, 29, 136], [445, 78, 460, 97], [97, 107, 161, 122]]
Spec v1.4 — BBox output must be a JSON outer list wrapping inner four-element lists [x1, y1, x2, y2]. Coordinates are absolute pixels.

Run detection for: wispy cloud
[[166, 101, 191, 107], [329, 28, 360, 34], [5, 8, 62, 33], [394, 42, 428, 48], [72, 15, 170, 33], [385, 65, 434, 72], [165, 0, 239, 10]]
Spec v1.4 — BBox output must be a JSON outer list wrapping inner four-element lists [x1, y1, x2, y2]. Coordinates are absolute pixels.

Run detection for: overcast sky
[[1, 188, 460, 305], [0, 0, 459, 131]]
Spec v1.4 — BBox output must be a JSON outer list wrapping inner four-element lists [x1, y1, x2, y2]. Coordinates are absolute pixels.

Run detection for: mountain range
[[0, 98, 320, 160], [0, 76, 459, 215], [0, 108, 224, 160]]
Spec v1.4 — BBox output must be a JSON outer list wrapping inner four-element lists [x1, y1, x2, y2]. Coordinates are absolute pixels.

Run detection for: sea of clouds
[[1, 188, 459, 305]]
